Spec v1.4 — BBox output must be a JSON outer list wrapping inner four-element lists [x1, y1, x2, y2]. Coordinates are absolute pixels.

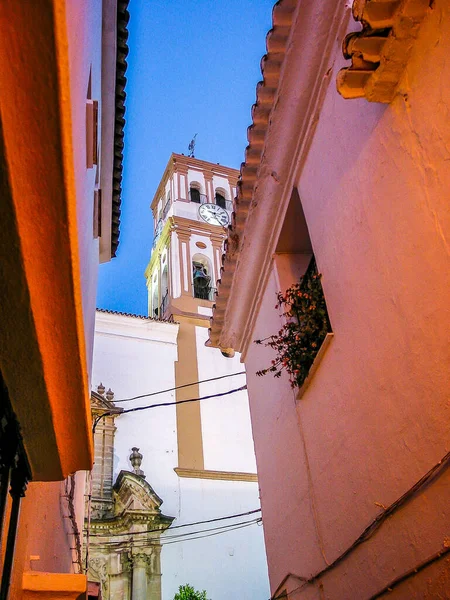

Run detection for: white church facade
[[86, 155, 269, 600]]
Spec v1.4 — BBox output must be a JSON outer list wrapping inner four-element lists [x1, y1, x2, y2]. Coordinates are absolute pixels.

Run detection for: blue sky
[[97, 0, 275, 315]]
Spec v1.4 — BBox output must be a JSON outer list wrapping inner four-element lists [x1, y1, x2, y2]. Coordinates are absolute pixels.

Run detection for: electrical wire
[[160, 519, 261, 546], [89, 507, 261, 538], [268, 446, 450, 599], [88, 517, 262, 548], [120, 385, 247, 415], [113, 371, 246, 403], [368, 544, 450, 599], [93, 385, 247, 430]]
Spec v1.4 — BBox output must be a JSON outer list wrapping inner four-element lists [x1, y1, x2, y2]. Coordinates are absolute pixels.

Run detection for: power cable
[[89, 507, 261, 538], [268, 446, 450, 599], [88, 517, 262, 547], [113, 371, 246, 403], [93, 385, 247, 430], [120, 385, 247, 415], [160, 519, 261, 546], [369, 544, 450, 599]]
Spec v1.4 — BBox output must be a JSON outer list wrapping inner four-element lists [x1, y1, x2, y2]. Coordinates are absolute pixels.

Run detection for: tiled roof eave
[[111, 0, 130, 258], [208, 0, 297, 349], [96, 308, 177, 324]]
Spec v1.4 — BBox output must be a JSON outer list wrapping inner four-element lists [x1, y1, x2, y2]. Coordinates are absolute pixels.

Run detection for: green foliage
[[255, 259, 331, 390], [173, 583, 210, 600]]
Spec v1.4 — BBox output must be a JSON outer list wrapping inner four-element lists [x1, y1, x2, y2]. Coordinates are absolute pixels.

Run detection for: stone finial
[[97, 382, 106, 396], [129, 447, 145, 478], [105, 388, 115, 401]]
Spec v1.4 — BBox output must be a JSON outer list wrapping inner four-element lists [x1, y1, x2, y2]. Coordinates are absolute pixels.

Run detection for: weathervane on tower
[[188, 133, 197, 158]]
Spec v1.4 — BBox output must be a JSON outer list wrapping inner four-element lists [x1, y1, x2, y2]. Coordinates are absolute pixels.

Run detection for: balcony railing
[[189, 190, 207, 204], [221, 199, 233, 211], [188, 191, 232, 211], [193, 285, 217, 301]]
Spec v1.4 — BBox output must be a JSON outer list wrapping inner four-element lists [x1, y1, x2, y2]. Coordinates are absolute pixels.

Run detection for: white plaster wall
[[190, 235, 215, 282], [161, 478, 268, 600], [92, 311, 269, 600], [92, 312, 180, 515], [181, 242, 188, 292], [164, 178, 171, 198], [172, 173, 178, 200], [170, 231, 181, 299], [195, 327, 257, 474], [212, 174, 231, 198], [179, 174, 186, 199], [173, 201, 202, 222], [187, 168, 206, 191]]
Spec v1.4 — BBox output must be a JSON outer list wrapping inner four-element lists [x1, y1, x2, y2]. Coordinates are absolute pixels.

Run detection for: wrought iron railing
[[189, 190, 207, 204], [193, 285, 217, 301], [215, 195, 231, 211], [0, 373, 32, 600]]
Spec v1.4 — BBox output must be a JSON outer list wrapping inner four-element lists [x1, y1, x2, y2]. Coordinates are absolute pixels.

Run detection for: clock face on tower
[[198, 203, 229, 226]]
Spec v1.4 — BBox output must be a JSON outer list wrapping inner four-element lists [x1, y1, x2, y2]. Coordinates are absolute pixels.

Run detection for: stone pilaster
[[132, 553, 151, 600]]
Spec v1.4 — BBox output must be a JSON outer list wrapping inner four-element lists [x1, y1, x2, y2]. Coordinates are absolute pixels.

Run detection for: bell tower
[[145, 153, 238, 321], [144, 154, 240, 473]]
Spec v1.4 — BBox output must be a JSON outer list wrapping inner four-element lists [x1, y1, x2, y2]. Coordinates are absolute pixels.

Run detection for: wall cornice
[[174, 468, 258, 482]]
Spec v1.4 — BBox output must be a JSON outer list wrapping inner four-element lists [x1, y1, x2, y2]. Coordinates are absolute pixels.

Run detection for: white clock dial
[[198, 203, 229, 226]]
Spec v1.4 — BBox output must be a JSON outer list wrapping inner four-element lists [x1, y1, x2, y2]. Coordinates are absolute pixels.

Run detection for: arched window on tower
[[215, 189, 227, 209], [192, 254, 214, 301], [189, 183, 202, 204]]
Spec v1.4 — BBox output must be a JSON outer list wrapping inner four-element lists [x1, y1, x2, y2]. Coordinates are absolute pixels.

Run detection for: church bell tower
[[144, 154, 240, 473], [145, 153, 238, 322]]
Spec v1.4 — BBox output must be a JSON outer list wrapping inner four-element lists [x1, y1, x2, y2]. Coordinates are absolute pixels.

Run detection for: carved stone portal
[[85, 392, 174, 599]]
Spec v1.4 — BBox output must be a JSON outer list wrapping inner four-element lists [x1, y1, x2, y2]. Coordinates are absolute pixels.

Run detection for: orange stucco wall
[[9, 0, 104, 594], [245, 2, 450, 598]]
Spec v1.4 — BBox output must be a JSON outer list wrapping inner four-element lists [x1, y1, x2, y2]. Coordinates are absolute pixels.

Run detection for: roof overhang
[[0, 2, 94, 480], [99, 0, 130, 261], [208, 0, 350, 358]]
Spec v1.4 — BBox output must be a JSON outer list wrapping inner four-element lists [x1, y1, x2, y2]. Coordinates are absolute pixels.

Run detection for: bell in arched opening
[[192, 260, 211, 299]]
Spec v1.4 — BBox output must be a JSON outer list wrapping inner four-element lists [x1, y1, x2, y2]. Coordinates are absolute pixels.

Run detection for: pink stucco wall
[[245, 2, 450, 598]]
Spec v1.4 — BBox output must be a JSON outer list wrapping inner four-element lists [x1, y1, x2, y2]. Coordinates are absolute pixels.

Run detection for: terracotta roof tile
[[111, 0, 130, 257], [209, 0, 296, 347], [336, 0, 429, 102], [96, 308, 176, 324]]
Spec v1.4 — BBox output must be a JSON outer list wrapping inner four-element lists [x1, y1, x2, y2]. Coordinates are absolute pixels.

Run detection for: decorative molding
[[88, 556, 108, 591], [337, 0, 430, 102], [174, 467, 258, 482], [151, 154, 239, 211]]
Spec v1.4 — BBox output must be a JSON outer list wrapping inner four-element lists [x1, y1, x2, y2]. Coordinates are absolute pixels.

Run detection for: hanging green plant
[[255, 258, 331, 389]]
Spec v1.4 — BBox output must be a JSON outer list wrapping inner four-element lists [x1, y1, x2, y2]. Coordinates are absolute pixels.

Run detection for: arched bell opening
[[192, 254, 213, 301]]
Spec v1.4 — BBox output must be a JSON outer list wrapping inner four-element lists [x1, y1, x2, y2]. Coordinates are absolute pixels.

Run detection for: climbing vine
[[255, 258, 331, 389]]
